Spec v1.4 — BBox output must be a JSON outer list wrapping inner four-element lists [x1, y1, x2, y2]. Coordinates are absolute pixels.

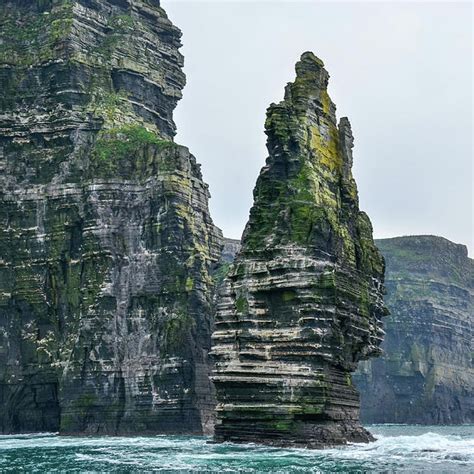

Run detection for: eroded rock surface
[[354, 236, 473, 424], [0, 0, 222, 434], [211, 52, 387, 448]]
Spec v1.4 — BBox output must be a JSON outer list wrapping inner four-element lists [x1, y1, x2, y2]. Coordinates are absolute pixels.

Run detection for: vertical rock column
[[212, 52, 387, 447], [0, 0, 222, 434]]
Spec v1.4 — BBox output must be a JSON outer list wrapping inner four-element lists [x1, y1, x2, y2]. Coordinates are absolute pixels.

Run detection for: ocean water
[[0, 425, 472, 473]]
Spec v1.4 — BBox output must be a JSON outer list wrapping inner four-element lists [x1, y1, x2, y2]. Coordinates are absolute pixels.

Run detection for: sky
[[162, 0, 473, 256]]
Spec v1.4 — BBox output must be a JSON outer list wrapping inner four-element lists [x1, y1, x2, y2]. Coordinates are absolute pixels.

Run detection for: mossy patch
[[185, 277, 194, 292], [91, 124, 175, 175], [281, 290, 297, 302], [212, 262, 232, 286], [0, 1, 74, 66], [235, 295, 249, 314], [162, 311, 194, 354], [309, 124, 341, 173]]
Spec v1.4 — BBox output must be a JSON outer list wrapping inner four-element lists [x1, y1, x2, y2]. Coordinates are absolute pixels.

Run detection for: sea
[[0, 425, 472, 473]]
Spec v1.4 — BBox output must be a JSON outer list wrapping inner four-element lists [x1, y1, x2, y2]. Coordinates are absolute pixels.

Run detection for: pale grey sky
[[163, 1, 473, 255]]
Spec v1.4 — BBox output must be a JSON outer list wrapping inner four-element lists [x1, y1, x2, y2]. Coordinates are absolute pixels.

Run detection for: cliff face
[[354, 236, 473, 424], [220, 238, 241, 264], [211, 53, 387, 448], [0, 0, 222, 434]]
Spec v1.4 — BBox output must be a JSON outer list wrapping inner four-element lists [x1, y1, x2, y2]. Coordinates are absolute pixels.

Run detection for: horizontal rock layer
[[354, 236, 473, 424], [0, 0, 222, 434], [212, 52, 387, 448]]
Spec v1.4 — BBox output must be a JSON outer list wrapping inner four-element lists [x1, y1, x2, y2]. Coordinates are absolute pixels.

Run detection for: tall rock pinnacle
[[212, 52, 387, 447], [0, 0, 222, 434]]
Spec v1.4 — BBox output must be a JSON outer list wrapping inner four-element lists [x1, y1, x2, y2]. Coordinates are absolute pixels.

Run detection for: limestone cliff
[[354, 236, 473, 424], [211, 52, 387, 447], [0, 0, 222, 434], [220, 238, 241, 265]]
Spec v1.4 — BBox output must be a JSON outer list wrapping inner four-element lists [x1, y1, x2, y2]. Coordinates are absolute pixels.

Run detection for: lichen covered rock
[[0, 0, 222, 434], [354, 236, 473, 424], [211, 52, 387, 448]]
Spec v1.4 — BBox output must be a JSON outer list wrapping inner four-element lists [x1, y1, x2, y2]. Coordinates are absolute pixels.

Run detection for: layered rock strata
[[0, 0, 222, 434], [354, 236, 473, 424], [212, 52, 387, 448]]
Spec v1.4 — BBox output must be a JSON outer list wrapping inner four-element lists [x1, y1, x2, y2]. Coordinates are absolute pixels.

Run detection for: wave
[[342, 431, 474, 462], [0, 427, 472, 473]]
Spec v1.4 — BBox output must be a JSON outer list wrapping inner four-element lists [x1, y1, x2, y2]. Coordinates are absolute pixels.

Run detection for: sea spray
[[0, 425, 472, 473]]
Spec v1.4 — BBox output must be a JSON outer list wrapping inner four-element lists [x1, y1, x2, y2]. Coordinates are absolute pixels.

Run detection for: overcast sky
[[162, 0, 473, 256]]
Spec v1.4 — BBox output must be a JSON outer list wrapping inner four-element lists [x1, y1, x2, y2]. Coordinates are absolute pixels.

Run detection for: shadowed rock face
[[354, 236, 473, 424], [0, 0, 222, 434], [211, 52, 387, 448]]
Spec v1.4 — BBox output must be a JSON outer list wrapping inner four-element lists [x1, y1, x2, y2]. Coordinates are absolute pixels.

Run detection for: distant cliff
[[0, 0, 222, 434], [212, 52, 386, 448], [220, 238, 241, 264], [354, 236, 473, 424]]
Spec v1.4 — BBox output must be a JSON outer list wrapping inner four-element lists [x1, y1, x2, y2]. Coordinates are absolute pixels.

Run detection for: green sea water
[[0, 425, 472, 473]]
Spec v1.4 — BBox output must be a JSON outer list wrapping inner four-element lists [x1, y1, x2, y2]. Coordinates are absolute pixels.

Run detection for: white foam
[[0, 427, 472, 472]]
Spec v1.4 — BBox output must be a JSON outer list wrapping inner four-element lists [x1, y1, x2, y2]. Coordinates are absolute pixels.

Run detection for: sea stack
[[212, 52, 387, 447], [0, 0, 222, 434], [355, 236, 473, 424]]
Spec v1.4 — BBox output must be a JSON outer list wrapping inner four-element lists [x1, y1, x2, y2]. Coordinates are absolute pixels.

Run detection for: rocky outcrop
[[354, 236, 473, 424], [0, 0, 222, 434], [211, 53, 387, 448]]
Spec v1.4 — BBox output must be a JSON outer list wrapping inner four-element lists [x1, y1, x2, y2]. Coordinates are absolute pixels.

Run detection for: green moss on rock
[[212, 52, 386, 448]]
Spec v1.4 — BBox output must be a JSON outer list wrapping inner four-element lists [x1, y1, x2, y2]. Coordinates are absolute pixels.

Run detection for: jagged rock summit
[[212, 52, 387, 448], [355, 236, 473, 424], [0, 0, 222, 434]]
